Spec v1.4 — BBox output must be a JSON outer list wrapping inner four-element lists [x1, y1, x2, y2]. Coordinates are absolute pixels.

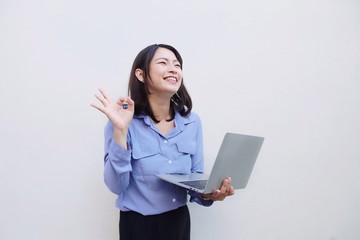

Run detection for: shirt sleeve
[[188, 113, 214, 207], [103, 122, 132, 195], [188, 190, 214, 207], [190, 113, 205, 173]]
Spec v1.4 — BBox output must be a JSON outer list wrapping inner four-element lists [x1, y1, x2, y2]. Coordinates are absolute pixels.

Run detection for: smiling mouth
[[164, 76, 178, 83]]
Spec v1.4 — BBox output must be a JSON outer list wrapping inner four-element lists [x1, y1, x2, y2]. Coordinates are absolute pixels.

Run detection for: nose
[[168, 64, 178, 73]]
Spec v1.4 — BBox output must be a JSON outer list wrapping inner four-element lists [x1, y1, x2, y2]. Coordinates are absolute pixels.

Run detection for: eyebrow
[[155, 57, 180, 63]]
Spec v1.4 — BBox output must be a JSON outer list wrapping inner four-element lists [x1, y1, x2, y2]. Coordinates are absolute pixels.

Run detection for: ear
[[135, 68, 144, 83]]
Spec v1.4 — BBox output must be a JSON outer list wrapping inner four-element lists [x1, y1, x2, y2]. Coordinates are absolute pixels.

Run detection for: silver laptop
[[156, 132, 264, 194]]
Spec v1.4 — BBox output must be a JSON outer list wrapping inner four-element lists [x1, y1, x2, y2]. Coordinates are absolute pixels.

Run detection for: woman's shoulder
[[188, 111, 200, 120], [177, 111, 201, 124]]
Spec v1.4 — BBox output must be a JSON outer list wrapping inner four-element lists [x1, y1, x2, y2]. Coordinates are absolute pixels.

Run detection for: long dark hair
[[128, 44, 192, 123]]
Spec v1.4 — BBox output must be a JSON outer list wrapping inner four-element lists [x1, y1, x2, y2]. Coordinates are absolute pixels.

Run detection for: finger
[[127, 97, 135, 111], [225, 177, 232, 192], [90, 103, 105, 113], [223, 185, 235, 198], [94, 92, 108, 106], [117, 97, 129, 105], [228, 186, 235, 196], [98, 88, 107, 97], [212, 190, 222, 201], [220, 178, 231, 194], [98, 88, 113, 103], [116, 97, 129, 110], [122, 96, 134, 106], [117, 96, 135, 111], [227, 178, 233, 193]]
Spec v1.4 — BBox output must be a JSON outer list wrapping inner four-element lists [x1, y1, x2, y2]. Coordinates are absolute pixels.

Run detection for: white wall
[[1, 0, 359, 239]]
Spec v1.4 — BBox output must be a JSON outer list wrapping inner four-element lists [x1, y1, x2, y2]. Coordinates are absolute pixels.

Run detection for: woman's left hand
[[201, 177, 235, 201]]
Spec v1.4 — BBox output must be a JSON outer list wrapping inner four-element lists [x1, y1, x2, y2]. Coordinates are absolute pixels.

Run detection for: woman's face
[[147, 47, 183, 97]]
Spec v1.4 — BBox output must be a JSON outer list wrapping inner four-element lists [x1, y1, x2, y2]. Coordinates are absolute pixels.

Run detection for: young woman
[[91, 44, 234, 240]]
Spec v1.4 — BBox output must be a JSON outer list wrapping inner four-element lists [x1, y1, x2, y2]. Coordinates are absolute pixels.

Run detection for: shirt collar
[[134, 111, 195, 137]]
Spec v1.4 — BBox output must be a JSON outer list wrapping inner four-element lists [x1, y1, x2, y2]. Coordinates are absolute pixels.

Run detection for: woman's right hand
[[91, 88, 134, 132]]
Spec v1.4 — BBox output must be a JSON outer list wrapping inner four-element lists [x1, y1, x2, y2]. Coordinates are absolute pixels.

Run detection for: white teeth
[[165, 77, 177, 82]]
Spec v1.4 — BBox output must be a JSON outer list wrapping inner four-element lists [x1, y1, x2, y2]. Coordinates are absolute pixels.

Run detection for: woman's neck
[[148, 95, 172, 122]]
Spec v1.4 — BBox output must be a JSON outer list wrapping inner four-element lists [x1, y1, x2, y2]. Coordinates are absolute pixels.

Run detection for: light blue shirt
[[103, 111, 213, 216]]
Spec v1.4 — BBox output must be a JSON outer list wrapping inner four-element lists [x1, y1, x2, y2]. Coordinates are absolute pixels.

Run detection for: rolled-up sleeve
[[188, 190, 213, 207], [103, 122, 132, 195], [186, 113, 213, 207]]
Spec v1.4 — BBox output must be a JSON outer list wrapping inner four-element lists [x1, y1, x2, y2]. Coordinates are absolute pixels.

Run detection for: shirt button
[[172, 198, 176, 202], [168, 160, 172, 164], [164, 140, 168, 144]]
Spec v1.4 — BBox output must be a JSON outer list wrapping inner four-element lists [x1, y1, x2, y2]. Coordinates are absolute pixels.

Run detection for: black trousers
[[119, 205, 191, 240]]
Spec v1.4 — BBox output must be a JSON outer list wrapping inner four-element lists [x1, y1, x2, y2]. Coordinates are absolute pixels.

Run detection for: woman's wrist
[[113, 128, 129, 149], [201, 194, 211, 201]]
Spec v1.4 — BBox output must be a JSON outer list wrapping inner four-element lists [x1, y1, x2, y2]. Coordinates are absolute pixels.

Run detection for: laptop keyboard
[[179, 180, 208, 190]]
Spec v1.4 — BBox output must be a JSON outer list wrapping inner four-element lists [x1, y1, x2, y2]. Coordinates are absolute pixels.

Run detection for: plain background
[[1, 0, 359, 239]]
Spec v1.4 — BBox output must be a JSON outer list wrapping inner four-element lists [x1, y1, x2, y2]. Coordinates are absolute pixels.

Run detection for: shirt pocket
[[132, 142, 158, 159], [176, 139, 197, 155], [131, 141, 159, 176], [174, 139, 197, 174]]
